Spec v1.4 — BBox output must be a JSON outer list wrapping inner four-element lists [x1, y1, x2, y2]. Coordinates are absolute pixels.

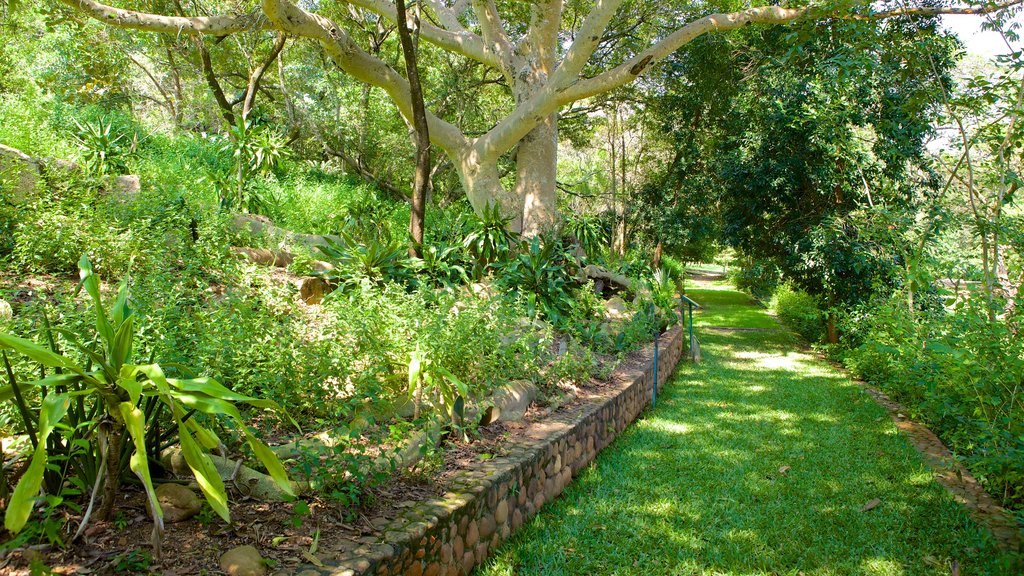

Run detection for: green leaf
[[167, 377, 264, 405], [168, 389, 244, 421], [135, 364, 171, 395], [78, 256, 114, 346], [0, 373, 87, 403], [186, 418, 222, 450], [243, 431, 294, 497], [120, 402, 162, 525], [5, 394, 70, 533], [110, 280, 131, 328], [111, 315, 134, 370], [117, 365, 143, 406], [0, 332, 84, 373], [177, 414, 230, 523]]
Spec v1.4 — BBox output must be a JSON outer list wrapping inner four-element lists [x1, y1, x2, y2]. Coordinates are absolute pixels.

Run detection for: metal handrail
[[680, 294, 700, 361]]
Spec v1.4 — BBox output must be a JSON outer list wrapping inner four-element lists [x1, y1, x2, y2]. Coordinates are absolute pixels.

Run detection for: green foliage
[[564, 213, 607, 259], [729, 259, 780, 302], [69, 117, 139, 176], [316, 231, 412, 289], [770, 284, 825, 343], [0, 257, 292, 539], [838, 293, 1024, 511], [212, 119, 290, 213], [495, 236, 581, 325], [463, 203, 515, 279]]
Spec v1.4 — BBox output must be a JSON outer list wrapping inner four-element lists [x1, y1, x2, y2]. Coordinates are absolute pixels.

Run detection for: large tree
[[58, 0, 1022, 235]]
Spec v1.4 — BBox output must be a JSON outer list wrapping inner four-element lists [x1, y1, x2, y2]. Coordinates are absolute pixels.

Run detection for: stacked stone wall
[[303, 324, 686, 576]]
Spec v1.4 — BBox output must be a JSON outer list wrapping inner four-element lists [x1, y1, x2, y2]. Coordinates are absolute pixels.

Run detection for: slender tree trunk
[[241, 33, 287, 121], [396, 0, 430, 257], [98, 423, 123, 521]]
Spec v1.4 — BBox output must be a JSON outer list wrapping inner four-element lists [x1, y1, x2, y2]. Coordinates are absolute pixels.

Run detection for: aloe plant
[[0, 256, 292, 550]]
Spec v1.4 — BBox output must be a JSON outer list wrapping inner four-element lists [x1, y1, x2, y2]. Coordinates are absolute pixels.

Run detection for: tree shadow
[[478, 303, 1019, 575]]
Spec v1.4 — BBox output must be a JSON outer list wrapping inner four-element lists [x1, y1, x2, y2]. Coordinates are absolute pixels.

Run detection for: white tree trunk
[[515, 114, 559, 237]]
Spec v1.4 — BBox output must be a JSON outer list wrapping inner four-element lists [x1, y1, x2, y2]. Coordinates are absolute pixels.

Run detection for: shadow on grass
[[478, 289, 1019, 576]]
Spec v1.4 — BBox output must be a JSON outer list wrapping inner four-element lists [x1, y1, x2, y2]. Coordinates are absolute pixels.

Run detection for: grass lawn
[[478, 280, 1019, 575]]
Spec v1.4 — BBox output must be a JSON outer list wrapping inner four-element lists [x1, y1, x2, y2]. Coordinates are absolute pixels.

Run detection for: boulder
[[299, 276, 330, 304], [479, 380, 537, 425], [220, 545, 267, 576], [109, 174, 141, 202], [0, 299, 12, 328], [603, 296, 629, 320], [147, 483, 202, 523], [0, 144, 80, 203], [0, 144, 43, 202]]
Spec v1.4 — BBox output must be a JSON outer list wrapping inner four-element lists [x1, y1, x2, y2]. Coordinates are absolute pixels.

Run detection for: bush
[[836, 292, 1024, 512], [729, 259, 780, 302], [771, 284, 825, 343]]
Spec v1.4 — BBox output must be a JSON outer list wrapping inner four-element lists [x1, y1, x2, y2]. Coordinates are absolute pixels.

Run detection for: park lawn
[[478, 285, 1019, 575]]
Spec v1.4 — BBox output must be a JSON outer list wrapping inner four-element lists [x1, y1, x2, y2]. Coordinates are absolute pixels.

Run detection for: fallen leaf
[[861, 498, 882, 512], [302, 551, 325, 567], [779, 465, 791, 475]]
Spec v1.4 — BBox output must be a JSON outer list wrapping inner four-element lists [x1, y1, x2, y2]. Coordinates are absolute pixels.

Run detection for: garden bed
[[0, 317, 685, 575]]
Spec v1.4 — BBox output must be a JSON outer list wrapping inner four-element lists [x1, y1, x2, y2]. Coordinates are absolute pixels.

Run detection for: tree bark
[[98, 423, 123, 521], [396, 0, 431, 257], [242, 33, 287, 121]]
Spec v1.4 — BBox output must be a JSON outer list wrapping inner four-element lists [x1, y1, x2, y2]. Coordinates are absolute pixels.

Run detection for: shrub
[[730, 259, 780, 302], [771, 284, 825, 343], [836, 291, 1024, 512]]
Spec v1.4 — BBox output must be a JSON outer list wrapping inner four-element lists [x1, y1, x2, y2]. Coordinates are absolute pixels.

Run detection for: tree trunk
[[98, 423, 123, 521], [515, 114, 559, 237], [396, 0, 430, 257], [826, 313, 839, 344]]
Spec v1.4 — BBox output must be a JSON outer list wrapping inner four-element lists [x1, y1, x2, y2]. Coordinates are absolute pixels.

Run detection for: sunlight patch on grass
[[653, 421, 692, 435], [859, 557, 907, 576], [479, 285, 1017, 576]]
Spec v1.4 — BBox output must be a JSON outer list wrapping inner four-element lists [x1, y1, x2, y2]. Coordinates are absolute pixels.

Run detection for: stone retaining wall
[[304, 324, 686, 576]]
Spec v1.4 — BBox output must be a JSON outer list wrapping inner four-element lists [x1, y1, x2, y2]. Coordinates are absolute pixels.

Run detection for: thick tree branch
[[344, 0, 500, 69], [423, 0, 468, 33], [482, 1, 1024, 160], [60, 0, 470, 157], [526, 0, 562, 74], [59, 0, 262, 34], [471, 0, 517, 76], [551, 0, 625, 87], [260, 0, 469, 156]]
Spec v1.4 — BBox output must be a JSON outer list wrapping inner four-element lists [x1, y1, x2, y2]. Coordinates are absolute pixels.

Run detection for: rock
[[0, 144, 80, 204], [0, 299, 12, 328], [603, 296, 629, 320], [109, 174, 141, 202], [148, 483, 202, 523], [0, 143, 42, 202], [479, 380, 537, 425], [299, 276, 329, 304], [467, 282, 496, 300], [220, 545, 267, 576]]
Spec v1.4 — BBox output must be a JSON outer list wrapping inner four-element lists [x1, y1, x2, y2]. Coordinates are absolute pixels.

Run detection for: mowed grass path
[[479, 280, 1019, 575]]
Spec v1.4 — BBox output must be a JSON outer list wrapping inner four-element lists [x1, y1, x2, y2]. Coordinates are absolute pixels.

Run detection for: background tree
[[54, 0, 1021, 236]]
